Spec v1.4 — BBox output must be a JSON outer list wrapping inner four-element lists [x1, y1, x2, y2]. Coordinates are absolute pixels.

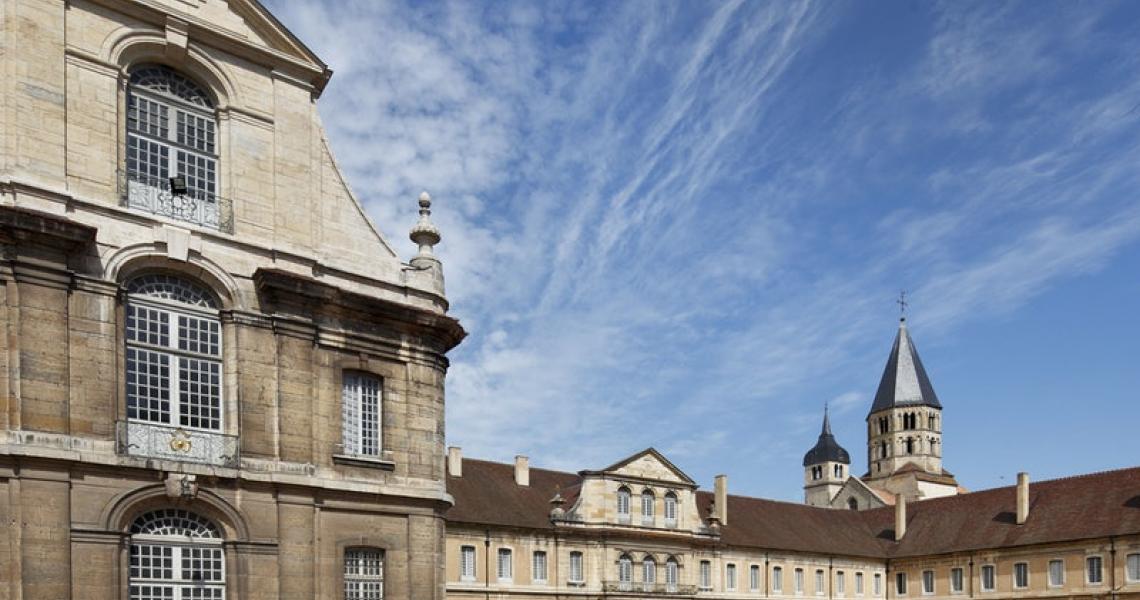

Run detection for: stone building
[[0, 0, 463, 599]]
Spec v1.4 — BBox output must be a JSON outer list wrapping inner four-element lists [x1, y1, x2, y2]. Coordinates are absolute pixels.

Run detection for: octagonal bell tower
[[803, 408, 851, 507]]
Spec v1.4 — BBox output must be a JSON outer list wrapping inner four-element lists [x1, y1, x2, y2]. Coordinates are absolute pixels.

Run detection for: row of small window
[[616, 487, 679, 525], [876, 413, 937, 435], [874, 437, 939, 459], [764, 567, 882, 596], [896, 555, 1140, 595], [810, 465, 846, 480], [124, 275, 384, 459], [460, 547, 565, 583]]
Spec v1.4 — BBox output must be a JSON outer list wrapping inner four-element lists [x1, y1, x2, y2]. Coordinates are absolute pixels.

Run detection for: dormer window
[[641, 490, 655, 525], [616, 487, 631, 523], [125, 65, 224, 230]]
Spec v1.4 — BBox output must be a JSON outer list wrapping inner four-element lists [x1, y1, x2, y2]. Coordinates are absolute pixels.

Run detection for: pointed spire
[[869, 318, 941, 415], [803, 406, 851, 466], [409, 191, 441, 260]]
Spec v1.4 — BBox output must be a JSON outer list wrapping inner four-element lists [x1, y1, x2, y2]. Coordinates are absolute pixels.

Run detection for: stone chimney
[[714, 474, 728, 525], [515, 455, 529, 486], [1016, 472, 1030, 525], [894, 494, 907, 541], [447, 446, 462, 477]]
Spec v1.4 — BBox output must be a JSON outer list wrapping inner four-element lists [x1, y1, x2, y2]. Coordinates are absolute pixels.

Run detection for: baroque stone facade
[[0, 0, 463, 598]]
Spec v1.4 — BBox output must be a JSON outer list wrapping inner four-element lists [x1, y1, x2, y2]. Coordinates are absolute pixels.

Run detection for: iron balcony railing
[[118, 170, 234, 233], [601, 581, 697, 595]]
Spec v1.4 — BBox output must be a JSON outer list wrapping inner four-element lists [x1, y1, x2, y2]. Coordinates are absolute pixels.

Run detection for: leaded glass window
[[126, 275, 222, 431], [342, 372, 382, 456], [129, 509, 224, 600], [345, 548, 384, 600]]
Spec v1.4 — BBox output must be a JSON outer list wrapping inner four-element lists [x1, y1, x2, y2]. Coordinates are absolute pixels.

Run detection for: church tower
[[863, 317, 959, 501], [803, 408, 851, 506]]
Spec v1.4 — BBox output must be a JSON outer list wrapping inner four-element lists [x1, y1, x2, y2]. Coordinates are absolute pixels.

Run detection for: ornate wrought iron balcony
[[116, 420, 239, 468], [119, 170, 234, 233]]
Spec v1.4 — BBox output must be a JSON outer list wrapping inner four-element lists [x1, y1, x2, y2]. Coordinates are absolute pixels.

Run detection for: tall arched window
[[129, 509, 224, 598], [641, 489, 655, 524], [666, 557, 680, 593], [618, 554, 633, 590], [344, 548, 384, 599], [125, 274, 222, 432], [643, 557, 657, 589], [616, 487, 631, 521], [664, 492, 678, 526], [125, 64, 221, 228]]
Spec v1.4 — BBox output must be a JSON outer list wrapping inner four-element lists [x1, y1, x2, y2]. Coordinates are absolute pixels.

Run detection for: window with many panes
[[1127, 554, 1140, 582], [1048, 560, 1064, 587], [752, 565, 762, 591], [344, 548, 384, 600], [1087, 556, 1103, 584], [874, 573, 882, 596], [460, 546, 476, 581], [643, 558, 656, 589], [617, 487, 631, 521], [664, 492, 678, 526], [125, 65, 220, 228], [1013, 563, 1029, 589], [126, 275, 222, 432], [129, 509, 224, 600], [727, 563, 737, 591], [700, 560, 712, 591], [532, 551, 547, 583], [951, 567, 964, 593], [342, 372, 382, 457], [667, 558, 679, 592], [618, 555, 633, 590], [856, 572, 865, 596], [496, 548, 513, 581], [836, 571, 845, 596], [922, 570, 934, 595], [816, 570, 826, 596], [981, 565, 995, 591], [641, 489, 655, 524], [569, 551, 584, 584], [795, 568, 805, 594], [774, 567, 784, 593]]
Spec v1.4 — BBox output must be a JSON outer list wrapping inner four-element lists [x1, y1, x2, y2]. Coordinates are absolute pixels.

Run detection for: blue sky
[[265, 0, 1140, 501]]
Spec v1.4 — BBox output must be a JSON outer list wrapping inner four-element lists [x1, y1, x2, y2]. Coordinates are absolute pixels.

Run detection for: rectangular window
[[874, 573, 882, 596], [816, 570, 826, 596], [922, 570, 934, 595], [459, 546, 475, 581], [664, 494, 677, 526], [856, 572, 865, 596], [497, 549, 512, 581], [951, 567, 964, 593], [1087, 556, 1103, 584], [752, 565, 762, 591], [1048, 560, 1064, 587], [532, 551, 547, 583], [1013, 563, 1029, 589], [342, 372, 382, 457], [795, 568, 805, 595], [896, 573, 907, 596], [773, 567, 784, 593], [836, 571, 845, 596], [1127, 554, 1140, 583], [727, 563, 737, 591], [344, 548, 384, 600], [981, 565, 995, 591], [569, 551, 584, 583], [700, 560, 712, 591], [667, 560, 679, 591]]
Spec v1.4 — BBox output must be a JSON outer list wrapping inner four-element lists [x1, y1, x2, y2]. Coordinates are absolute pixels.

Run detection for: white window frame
[[569, 551, 585, 584], [459, 546, 476, 582], [129, 509, 225, 600], [667, 559, 680, 593], [1013, 562, 1029, 590], [922, 570, 934, 595], [752, 564, 762, 592], [532, 551, 548, 584], [641, 490, 655, 525], [643, 558, 657, 589], [856, 571, 865, 596], [497, 548, 513, 582], [125, 277, 223, 433], [795, 568, 805, 595], [836, 570, 845, 597], [1048, 559, 1064, 588], [664, 492, 678, 526], [981, 564, 996, 592], [700, 560, 713, 591], [617, 487, 631, 522], [344, 548, 384, 600], [727, 563, 738, 591], [342, 372, 382, 457], [950, 567, 964, 594], [816, 569, 826, 596], [773, 566, 785, 594], [1127, 554, 1140, 583], [1086, 556, 1103, 585], [619, 555, 633, 590]]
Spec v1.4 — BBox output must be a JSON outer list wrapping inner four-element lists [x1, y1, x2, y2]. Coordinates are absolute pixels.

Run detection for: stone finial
[[409, 191, 441, 260], [549, 486, 566, 521]]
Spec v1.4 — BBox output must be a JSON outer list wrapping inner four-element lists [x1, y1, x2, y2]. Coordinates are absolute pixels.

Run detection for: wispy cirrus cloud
[[268, 0, 1140, 499]]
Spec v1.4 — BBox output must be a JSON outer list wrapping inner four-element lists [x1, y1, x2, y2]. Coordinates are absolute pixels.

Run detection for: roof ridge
[[458, 457, 581, 478]]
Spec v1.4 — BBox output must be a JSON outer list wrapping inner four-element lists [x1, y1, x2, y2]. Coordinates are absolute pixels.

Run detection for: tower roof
[[803, 408, 851, 466], [869, 318, 941, 415]]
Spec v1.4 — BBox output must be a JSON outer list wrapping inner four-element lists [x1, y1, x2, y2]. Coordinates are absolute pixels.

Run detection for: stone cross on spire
[[897, 290, 909, 321]]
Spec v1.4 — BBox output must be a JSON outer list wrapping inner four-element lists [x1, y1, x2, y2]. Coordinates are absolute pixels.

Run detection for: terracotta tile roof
[[863, 466, 1140, 557], [447, 459, 1140, 559]]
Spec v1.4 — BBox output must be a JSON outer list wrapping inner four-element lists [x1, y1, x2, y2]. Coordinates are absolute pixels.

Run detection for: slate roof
[[448, 459, 1140, 559], [869, 318, 942, 414], [803, 409, 851, 466]]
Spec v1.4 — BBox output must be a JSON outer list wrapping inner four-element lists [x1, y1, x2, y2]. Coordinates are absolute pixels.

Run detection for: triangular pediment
[[590, 448, 696, 486]]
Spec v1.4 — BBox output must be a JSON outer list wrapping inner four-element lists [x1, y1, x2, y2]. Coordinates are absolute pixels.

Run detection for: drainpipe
[[484, 530, 491, 600], [765, 552, 771, 598], [885, 559, 891, 600], [968, 555, 975, 599], [1110, 537, 1117, 600], [829, 557, 834, 600]]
